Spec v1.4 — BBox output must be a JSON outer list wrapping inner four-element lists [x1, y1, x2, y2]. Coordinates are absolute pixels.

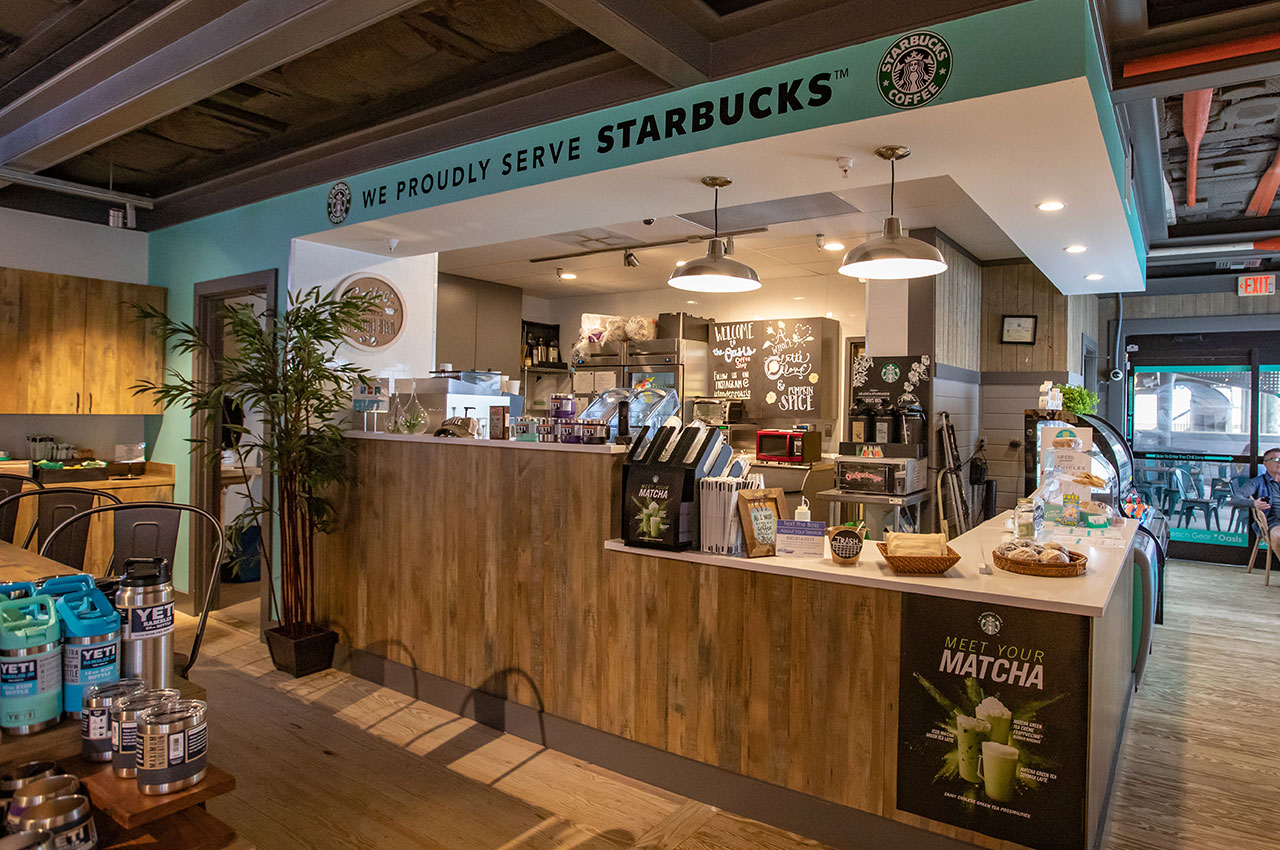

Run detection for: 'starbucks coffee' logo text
[[327, 181, 352, 225], [878, 31, 951, 109]]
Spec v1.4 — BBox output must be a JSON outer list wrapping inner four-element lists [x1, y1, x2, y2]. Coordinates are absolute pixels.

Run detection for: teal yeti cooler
[[56, 589, 121, 715], [0, 583, 37, 601], [37, 576, 94, 599], [0, 596, 62, 735]]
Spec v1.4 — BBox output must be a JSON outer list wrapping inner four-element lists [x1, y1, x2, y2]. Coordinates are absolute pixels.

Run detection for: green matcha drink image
[[976, 696, 1012, 745], [955, 714, 991, 783], [979, 741, 1020, 802]]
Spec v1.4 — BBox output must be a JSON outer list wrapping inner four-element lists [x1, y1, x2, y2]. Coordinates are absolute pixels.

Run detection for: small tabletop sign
[[737, 488, 788, 557], [776, 520, 827, 557]]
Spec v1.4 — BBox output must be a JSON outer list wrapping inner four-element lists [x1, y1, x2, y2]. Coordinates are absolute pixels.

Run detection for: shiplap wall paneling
[[931, 377, 981, 526], [933, 241, 982, 372], [1066, 294, 1100, 378], [981, 262, 1069, 373], [979, 382, 1039, 510]]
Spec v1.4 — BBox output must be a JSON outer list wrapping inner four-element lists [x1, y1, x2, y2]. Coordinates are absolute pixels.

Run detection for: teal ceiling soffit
[[152, 0, 1094, 256], [1083, 8, 1147, 281]]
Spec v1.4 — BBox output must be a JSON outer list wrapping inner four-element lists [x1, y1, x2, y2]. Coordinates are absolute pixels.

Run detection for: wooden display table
[[73, 759, 236, 830], [0, 677, 206, 765], [0, 542, 243, 850]]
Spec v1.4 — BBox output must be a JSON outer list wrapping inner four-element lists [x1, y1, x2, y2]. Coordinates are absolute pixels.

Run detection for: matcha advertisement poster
[[897, 596, 1090, 850]]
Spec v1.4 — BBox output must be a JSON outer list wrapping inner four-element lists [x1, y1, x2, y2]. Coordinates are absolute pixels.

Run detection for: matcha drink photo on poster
[[897, 596, 1090, 850]]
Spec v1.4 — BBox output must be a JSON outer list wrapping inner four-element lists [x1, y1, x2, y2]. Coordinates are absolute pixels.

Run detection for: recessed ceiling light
[[1037, 201, 1065, 211], [686, 300, 698, 304], [556, 267, 577, 280], [675, 259, 687, 267], [1064, 244, 1087, 254], [793, 296, 805, 300], [1085, 273, 1104, 281]]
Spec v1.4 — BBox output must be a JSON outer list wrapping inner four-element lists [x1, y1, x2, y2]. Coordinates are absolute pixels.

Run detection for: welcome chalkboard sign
[[710, 317, 834, 420]]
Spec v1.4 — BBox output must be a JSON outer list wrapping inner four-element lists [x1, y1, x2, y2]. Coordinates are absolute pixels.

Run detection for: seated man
[[1249, 447, 1280, 548]]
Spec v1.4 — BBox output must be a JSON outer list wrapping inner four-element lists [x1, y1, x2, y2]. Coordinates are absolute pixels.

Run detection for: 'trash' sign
[[1238, 273, 1276, 296]]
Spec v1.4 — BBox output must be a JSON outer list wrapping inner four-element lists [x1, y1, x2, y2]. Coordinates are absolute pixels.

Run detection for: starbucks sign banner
[[897, 595, 1090, 850], [879, 31, 952, 109]]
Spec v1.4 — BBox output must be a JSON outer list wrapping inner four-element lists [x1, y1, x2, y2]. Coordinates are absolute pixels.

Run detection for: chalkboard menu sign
[[710, 317, 833, 419]]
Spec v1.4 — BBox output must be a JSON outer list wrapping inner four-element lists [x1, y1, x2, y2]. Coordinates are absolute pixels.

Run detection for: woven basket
[[876, 542, 961, 575], [992, 548, 1087, 577]]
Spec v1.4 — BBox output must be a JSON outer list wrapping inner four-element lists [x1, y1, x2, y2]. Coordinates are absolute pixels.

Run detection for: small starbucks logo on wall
[[327, 181, 352, 225], [978, 612, 1003, 636], [880, 362, 901, 382], [878, 31, 952, 109]]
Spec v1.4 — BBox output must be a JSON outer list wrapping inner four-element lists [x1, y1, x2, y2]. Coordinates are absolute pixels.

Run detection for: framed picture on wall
[[1001, 314, 1038, 345]]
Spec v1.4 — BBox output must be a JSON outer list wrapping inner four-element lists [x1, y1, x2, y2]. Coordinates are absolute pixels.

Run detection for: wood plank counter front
[[318, 434, 1137, 850]]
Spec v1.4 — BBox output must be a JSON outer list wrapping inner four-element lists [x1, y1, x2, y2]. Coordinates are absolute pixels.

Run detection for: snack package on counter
[[1061, 493, 1081, 526]]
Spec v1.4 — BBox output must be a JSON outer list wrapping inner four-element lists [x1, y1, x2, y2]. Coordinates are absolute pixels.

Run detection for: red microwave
[[756, 429, 822, 463]]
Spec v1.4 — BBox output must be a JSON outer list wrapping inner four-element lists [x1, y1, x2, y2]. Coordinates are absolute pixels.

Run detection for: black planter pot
[[264, 624, 338, 678]]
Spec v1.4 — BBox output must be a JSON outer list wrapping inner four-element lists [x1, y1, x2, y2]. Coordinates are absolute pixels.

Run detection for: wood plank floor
[[185, 558, 1279, 850], [1100, 559, 1280, 850]]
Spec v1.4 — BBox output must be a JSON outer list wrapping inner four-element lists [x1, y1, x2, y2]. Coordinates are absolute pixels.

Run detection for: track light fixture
[[623, 251, 640, 268], [556, 267, 577, 280]]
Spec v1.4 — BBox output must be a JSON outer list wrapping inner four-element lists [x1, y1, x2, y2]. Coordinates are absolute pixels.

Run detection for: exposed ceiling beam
[[536, 0, 710, 87], [0, 0, 425, 176], [0, 165, 154, 208], [1163, 214, 1280, 243], [0, 0, 174, 109], [1111, 53, 1280, 103], [1121, 99, 1166, 244], [147, 53, 666, 228], [1137, 274, 1251, 296], [711, 0, 1024, 78]]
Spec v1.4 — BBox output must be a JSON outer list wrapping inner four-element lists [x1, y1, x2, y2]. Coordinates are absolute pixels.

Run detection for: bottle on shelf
[[548, 339, 560, 364]]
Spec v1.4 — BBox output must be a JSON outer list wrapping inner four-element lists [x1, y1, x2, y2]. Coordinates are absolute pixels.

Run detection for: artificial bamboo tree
[[135, 285, 376, 674]]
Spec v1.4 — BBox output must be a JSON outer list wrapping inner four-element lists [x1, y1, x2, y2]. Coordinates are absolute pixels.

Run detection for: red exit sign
[[1238, 274, 1276, 296]]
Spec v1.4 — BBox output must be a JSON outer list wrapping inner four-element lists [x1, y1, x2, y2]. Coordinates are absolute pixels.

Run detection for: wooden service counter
[[319, 432, 1137, 850]]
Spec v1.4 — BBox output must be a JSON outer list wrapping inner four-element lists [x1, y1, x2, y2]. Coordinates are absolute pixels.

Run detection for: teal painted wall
[[147, 0, 1116, 594]]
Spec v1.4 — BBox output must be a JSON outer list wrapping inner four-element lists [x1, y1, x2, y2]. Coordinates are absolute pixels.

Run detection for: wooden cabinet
[[435, 273, 522, 376], [84, 279, 167, 414], [0, 267, 166, 415]]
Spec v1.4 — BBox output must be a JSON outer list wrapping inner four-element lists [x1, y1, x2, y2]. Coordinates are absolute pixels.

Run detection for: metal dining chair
[[40, 502, 224, 677], [1247, 502, 1277, 586], [0, 487, 122, 570], [0, 473, 40, 544]]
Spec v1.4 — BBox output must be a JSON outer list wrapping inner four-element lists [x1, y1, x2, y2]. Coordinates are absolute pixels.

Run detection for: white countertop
[[346, 430, 628, 454], [605, 514, 1138, 617]]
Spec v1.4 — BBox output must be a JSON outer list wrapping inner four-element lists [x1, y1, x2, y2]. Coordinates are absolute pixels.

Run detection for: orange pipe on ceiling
[[1182, 89, 1213, 208], [1123, 32, 1280, 78]]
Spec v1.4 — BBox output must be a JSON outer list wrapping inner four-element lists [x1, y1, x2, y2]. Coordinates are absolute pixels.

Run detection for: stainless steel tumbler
[[115, 559, 174, 690]]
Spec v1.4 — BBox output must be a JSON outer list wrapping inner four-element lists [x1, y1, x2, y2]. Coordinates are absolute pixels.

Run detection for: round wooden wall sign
[[338, 274, 404, 349]]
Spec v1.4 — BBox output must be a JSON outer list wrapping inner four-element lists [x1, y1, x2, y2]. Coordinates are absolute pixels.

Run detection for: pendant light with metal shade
[[837, 146, 947, 280], [668, 177, 762, 293]]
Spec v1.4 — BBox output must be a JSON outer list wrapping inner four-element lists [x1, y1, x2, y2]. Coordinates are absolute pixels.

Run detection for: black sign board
[[710, 318, 830, 419], [897, 595, 1090, 850], [849, 354, 931, 408]]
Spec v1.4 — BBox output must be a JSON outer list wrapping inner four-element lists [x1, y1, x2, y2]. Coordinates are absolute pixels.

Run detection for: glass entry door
[[1124, 329, 1280, 563]]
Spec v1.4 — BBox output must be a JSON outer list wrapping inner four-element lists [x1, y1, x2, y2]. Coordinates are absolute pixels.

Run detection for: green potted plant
[[1053, 383, 1099, 416], [135, 286, 376, 677]]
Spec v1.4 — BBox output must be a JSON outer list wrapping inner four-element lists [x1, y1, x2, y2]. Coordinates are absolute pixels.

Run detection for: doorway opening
[[190, 270, 277, 626], [1125, 329, 1280, 564]]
